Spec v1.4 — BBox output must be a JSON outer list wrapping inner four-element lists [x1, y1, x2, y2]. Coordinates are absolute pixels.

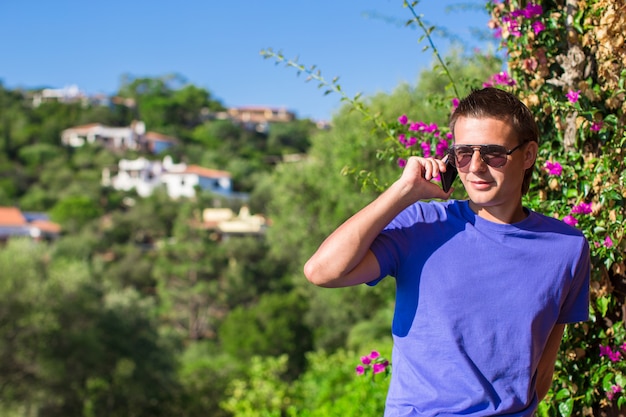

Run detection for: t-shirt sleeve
[[367, 231, 400, 286], [557, 238, 591, 324]]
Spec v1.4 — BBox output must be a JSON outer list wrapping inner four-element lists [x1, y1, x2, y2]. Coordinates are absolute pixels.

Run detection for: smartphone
[[440, 159, 458, 193]]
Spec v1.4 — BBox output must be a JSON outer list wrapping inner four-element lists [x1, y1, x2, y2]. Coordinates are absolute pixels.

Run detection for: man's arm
[[303, 157, 452, 288], [536, 323, 566, 401]]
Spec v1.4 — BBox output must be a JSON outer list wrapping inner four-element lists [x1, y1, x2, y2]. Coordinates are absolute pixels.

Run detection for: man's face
[[452, 116, 537, 222]]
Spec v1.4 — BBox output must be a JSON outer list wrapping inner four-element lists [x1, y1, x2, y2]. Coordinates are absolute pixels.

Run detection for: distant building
[[201, 206, 268, 239], [61, 121, 178, 154], [32, 84, 87, 107], [103, 156, 234, 199], [208, 105, 296, 133], [0, 207, 61, 242]]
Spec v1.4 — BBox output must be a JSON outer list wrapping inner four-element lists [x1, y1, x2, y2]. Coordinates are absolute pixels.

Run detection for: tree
[[218, 291, 313, 377], [0, 240, 183, 417]]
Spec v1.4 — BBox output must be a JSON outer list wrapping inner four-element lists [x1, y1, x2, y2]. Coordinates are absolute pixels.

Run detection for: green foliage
[[219, 291, 313, 377], [50, 195, 103, 233], [0, 240, 183, 417], [221, 348, 391, 417]]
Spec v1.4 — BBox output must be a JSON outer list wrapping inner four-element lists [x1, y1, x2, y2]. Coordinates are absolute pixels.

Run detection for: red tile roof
[[144, 131, 178, 142], [184, 165, 231, 178], [0, 207, 27, 226]]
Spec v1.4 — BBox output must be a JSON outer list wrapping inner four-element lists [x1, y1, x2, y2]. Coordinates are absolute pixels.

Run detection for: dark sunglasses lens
[[452, 146, 474, 167], [482, 146, 508, 167], [451, 145, 509, 168]]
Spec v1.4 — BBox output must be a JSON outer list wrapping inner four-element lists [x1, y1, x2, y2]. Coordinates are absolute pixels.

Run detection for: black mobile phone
[[441, 160, 458, 193]]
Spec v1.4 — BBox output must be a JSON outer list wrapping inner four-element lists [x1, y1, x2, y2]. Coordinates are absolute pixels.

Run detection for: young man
[[304, 88, 590, 416]]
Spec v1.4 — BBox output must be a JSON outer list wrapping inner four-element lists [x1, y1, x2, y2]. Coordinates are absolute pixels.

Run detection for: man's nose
[[468, 149, 487, 172]]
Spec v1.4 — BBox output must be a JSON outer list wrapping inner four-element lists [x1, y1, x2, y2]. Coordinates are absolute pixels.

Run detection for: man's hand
[[395, 156, 454, 204]]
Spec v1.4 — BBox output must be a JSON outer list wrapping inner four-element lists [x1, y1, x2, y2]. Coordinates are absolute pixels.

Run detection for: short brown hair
[[449, 87, 539, 195]]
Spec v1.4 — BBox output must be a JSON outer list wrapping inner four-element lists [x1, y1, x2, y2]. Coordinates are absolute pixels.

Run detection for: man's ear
[[523, 141, 539, 169]]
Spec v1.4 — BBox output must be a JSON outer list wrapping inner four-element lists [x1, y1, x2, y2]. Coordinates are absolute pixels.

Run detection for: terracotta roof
[[0, 207, 27, 226], [184, 165, 231, 178], [144, 131, 178, 142], [30, 219, 62, 234]]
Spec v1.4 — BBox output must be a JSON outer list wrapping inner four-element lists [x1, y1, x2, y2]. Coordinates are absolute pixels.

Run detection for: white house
[[61, 121, 145, 150], [103, 156, 232, 199], [61, 121, 178, 153]]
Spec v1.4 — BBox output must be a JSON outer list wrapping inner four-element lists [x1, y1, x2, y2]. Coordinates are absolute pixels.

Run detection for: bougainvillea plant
[[263, 0, 625, 415]]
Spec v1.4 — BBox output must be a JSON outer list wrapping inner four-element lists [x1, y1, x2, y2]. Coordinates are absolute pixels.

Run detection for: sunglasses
[[448, 143, 525, 168]]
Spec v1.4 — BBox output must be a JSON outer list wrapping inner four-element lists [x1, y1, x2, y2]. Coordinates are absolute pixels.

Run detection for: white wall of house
[[105, 156, 232, 199]]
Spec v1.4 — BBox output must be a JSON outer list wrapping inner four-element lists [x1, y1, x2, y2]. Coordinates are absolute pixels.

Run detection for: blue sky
[[0, 1, 495, 121]]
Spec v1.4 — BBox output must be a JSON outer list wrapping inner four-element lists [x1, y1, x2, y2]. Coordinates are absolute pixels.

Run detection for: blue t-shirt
[[369, 200, 590, 417]]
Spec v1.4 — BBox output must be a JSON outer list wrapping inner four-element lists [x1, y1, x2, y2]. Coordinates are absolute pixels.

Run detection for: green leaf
[[597, 296, 610, 317], [555, 388, 570, 401], [558, 398, 573, 417], [603, 373, 615, 391]]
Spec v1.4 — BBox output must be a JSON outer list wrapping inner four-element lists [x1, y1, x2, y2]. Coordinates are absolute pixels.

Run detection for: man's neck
[[469, 201, 528, 224]]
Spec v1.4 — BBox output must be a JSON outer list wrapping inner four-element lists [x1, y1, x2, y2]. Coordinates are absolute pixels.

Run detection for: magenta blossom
[[571, 202, 592, 215], [420, 142, 432, 158], [360, 356, 371, 365], [397, 158, 407, 168], [605, 236, 614, 248], [600, 345, 622, 362], [436, 139, 449, 158], [369, 350, 380, 360], [563, 215, 578, 227], [566, 90, 581, 103], [531, 20, 545, 35], [544, 161, 563, 176], [524, 3, 543, 18], [398, 114, 408, 125], [591, 121, 603, 132], [451, 98, 460, 110], [373, 362, 388, 374], [607, 385, 622, 400], [483, 71, 516, 88]]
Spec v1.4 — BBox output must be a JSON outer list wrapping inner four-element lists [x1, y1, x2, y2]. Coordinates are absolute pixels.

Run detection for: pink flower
[[398, 158, 407, 168], [369, 351, 380, 360], [451, 98, 460, 110], [360, 356, 371, 365], [532, 20, 545, 34], [420, 142, 432, 158], [600, 345, 613, 357], [409, 122, 424, 132], [355, 365, 365, 375], [605, 236, 614, 248], [373, 363, 386, 374], [544, 161, 563, 176], [484, 71, 516, 88], [591, 121, 603, 132], [571, 202, 592, 215], [563, 215, 578, 227], [524, 3, 543, 18], [600, 345, 622, 362], [398, 114, 408, 125], [566, 90, 581, 103], [607, 385, 622, 400], [398, 133, 406, 145], [425, 123, 439, 133], [436, 139, 449, 158]]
